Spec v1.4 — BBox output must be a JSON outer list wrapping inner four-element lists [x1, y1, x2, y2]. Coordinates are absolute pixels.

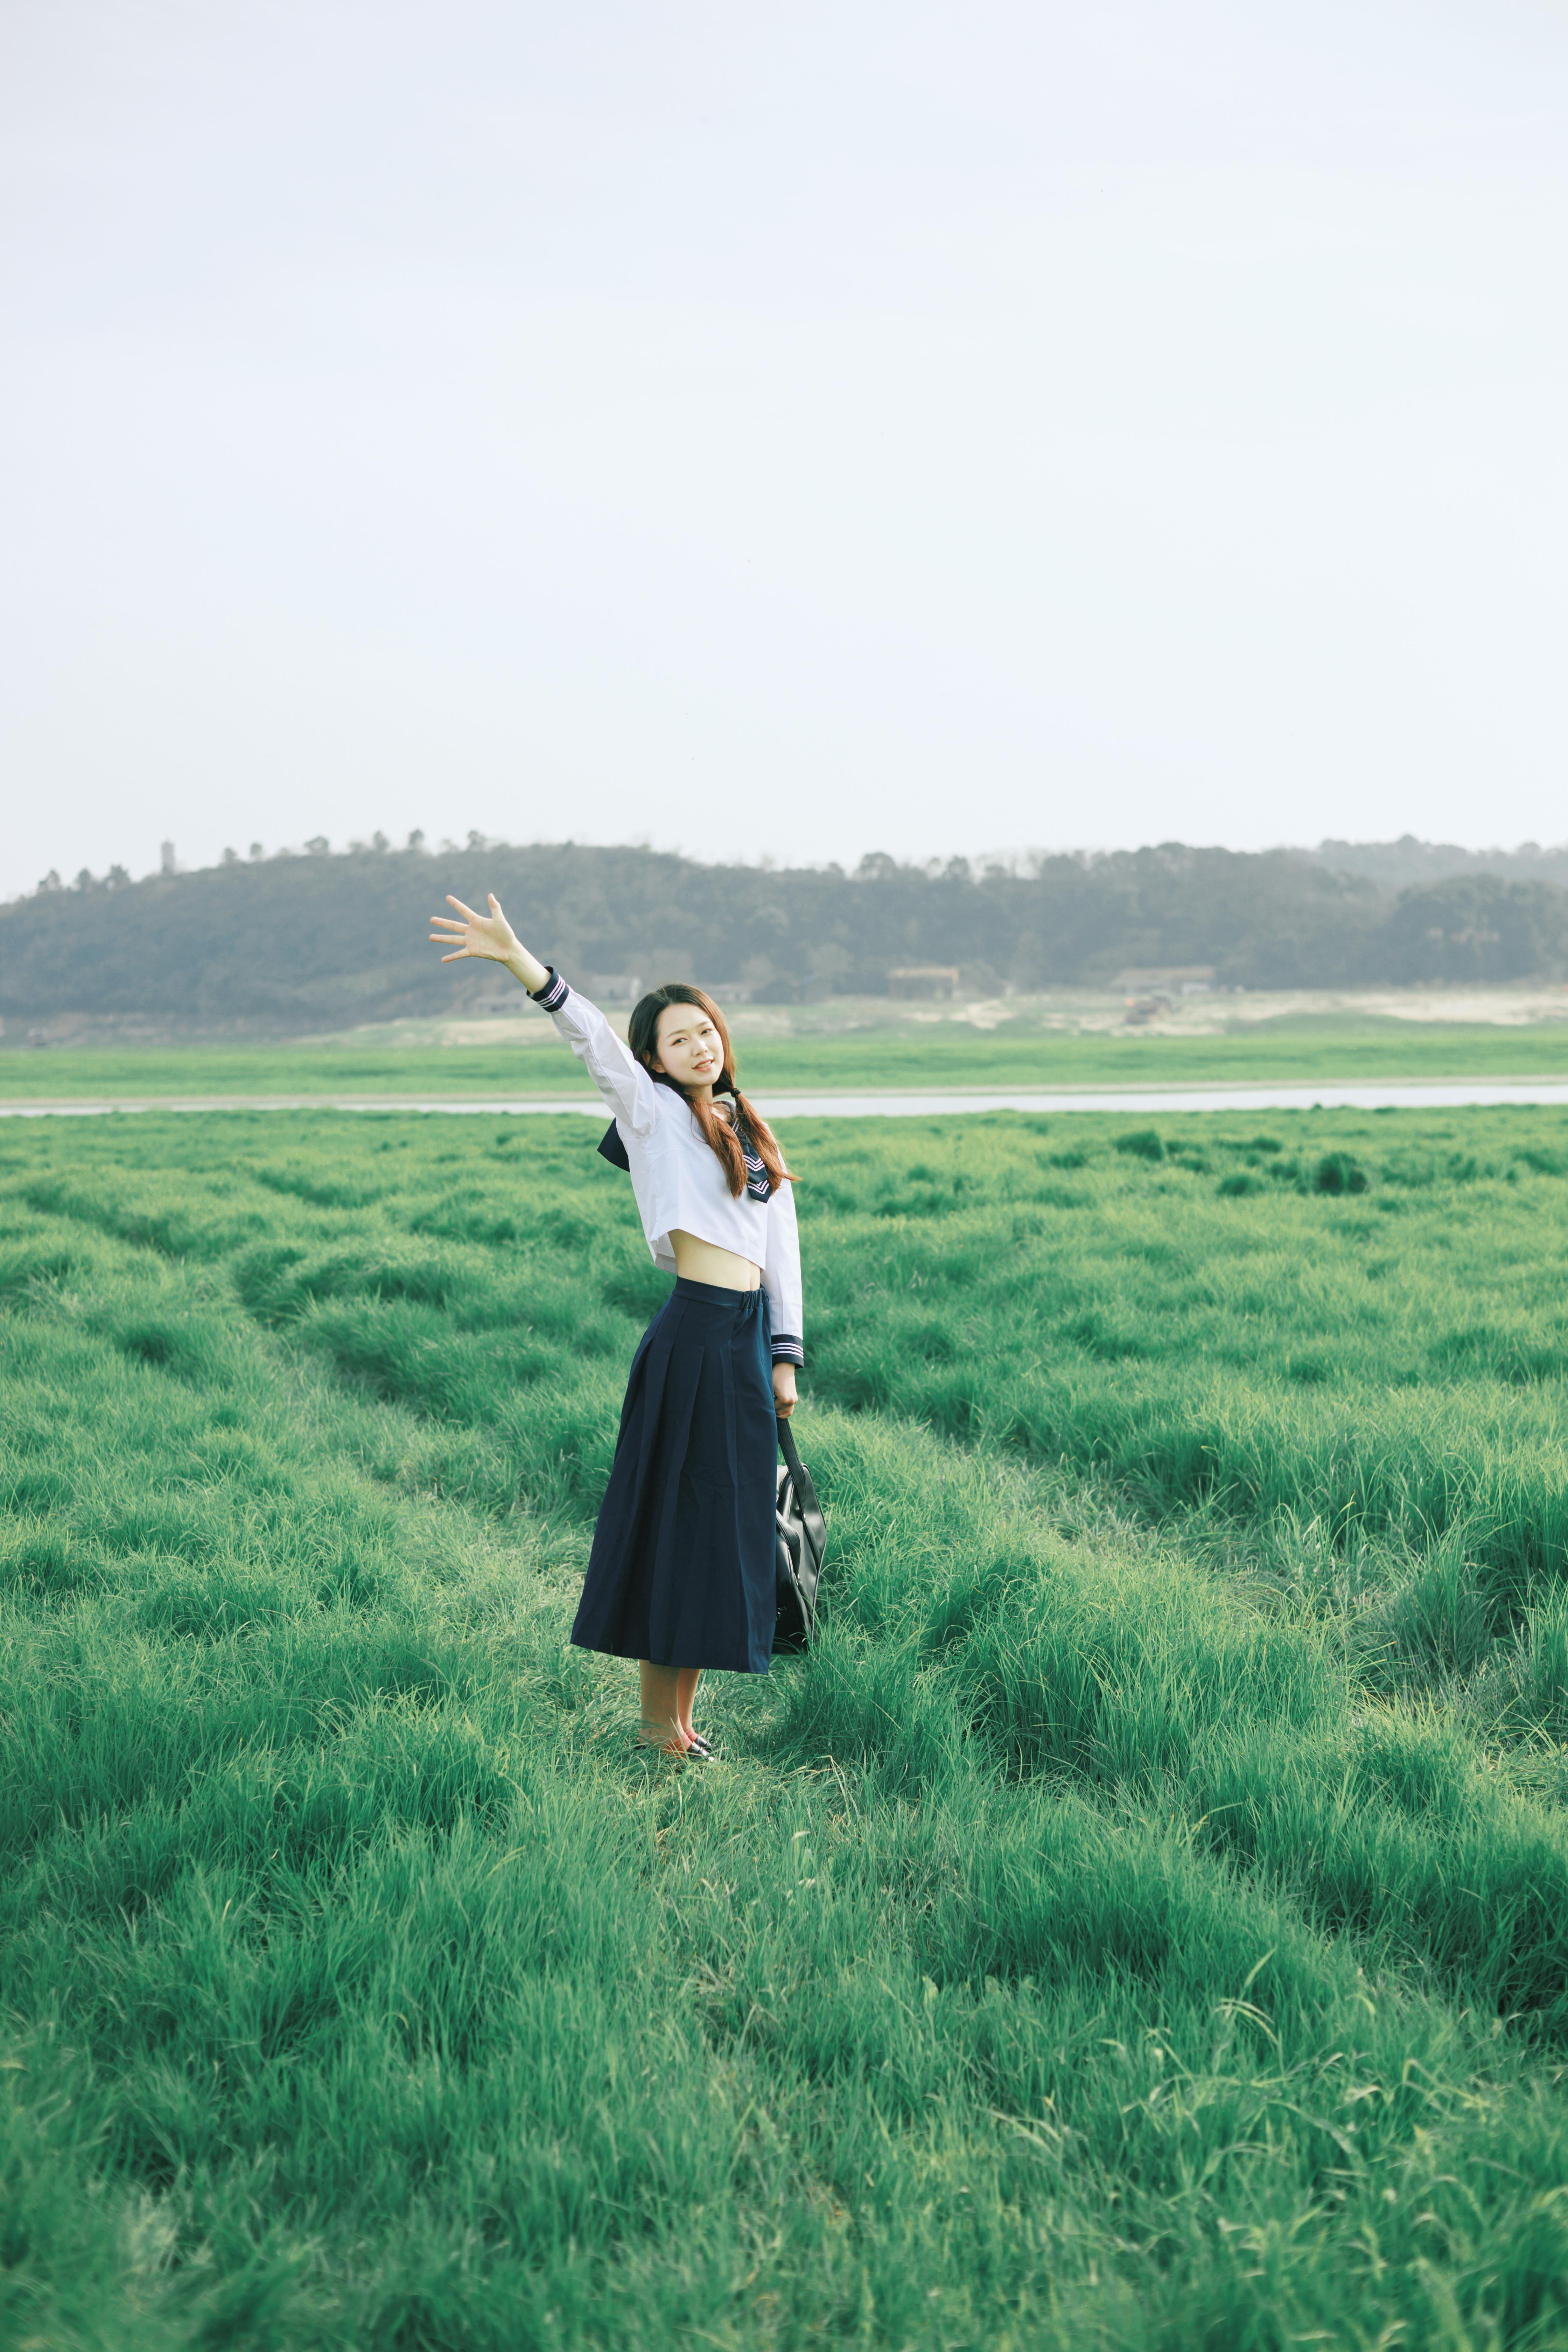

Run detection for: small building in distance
[[1113, 965, 1216, 998], [888, 965, 961, 1001], [1114, 965, 1218, 1026], [579, 973, 644, 1003]]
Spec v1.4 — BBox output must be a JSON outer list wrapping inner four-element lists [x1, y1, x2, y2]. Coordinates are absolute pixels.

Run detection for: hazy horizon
[[5, 1, 1566, 904], [16, 826, 1568, 905]]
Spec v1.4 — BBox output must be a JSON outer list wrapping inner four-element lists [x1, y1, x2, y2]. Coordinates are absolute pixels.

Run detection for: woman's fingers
[[432, 892, 509, 962]]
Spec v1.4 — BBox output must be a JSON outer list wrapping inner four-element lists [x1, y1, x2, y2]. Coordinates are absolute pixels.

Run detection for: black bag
[[773, 1415, 826, 1656]]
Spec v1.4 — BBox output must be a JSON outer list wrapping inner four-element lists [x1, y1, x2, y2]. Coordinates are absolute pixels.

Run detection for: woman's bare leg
[[677, 1667, 702, 1741], [638, 1660, 687, 1752]]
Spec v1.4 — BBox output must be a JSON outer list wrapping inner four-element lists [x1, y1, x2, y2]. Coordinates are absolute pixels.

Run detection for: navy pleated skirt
[[570, 1276, 777, 1674]]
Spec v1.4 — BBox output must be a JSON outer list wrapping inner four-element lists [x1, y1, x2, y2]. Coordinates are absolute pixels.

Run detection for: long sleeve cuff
[[771, 1334, 804, 1368], [528, 966, 570, 1012]]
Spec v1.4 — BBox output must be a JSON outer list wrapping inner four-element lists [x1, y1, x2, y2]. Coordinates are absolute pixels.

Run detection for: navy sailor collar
[[596, 1101, 770, 1202]]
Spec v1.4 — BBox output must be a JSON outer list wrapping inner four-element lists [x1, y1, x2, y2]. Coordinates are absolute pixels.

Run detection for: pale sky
[[3, 0, 1565, 901]]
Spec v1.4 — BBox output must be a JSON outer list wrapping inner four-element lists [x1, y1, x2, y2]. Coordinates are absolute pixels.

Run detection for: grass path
[[6, 1110, 1568, 2345]]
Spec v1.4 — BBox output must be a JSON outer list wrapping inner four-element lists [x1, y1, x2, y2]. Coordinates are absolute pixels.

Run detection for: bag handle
[[776, 1413, 827, 1569]]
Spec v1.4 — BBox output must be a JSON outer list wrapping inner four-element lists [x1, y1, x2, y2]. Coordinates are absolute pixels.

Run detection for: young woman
[[430, 894, 803, 1760]]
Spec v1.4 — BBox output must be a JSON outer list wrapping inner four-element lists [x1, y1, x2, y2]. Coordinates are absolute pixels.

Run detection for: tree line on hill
[[3, 835, 1567, 1037]]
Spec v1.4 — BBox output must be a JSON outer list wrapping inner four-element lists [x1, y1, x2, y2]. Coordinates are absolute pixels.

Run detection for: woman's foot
[[684, 1731, 717, 1760], [637, 1720, 691, 1758]]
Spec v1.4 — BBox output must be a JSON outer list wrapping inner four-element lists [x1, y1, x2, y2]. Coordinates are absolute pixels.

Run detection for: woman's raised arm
[[430, 893, 661, 1135]]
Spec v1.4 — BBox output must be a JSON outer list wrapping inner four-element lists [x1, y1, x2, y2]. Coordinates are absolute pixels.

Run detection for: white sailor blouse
[[530, 969, 805, 1366]]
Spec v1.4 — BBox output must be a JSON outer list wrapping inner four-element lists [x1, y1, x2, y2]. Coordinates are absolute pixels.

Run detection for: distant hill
[[1301, 836, 1568, 892], [3, 836, 1567, 1040]]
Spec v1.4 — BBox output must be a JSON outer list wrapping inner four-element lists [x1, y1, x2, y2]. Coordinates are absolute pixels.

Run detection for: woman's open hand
[[429, 896, 551, 998]]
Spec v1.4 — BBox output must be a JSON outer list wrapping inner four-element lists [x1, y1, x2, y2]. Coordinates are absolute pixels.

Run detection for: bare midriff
[[668, 1230, 762, 1290]]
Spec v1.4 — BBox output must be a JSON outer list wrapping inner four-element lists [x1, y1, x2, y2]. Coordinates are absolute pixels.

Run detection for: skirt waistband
[[673, 1275, 767, 1314]]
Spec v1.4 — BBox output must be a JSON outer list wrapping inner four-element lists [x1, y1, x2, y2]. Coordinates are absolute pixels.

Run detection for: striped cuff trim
[[771, 1336, 804, 1368], [530, 967, 570, 1012]]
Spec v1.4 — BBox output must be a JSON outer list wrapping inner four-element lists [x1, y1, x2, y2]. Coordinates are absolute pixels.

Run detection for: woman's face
[[650, 1002, 723, 1092]]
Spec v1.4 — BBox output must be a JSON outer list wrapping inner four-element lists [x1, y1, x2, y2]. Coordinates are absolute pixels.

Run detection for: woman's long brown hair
[[628, 983, 794, 1199]]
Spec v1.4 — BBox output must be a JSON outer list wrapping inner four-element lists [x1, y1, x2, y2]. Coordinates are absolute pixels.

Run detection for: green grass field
[[6, 1009, 1568, 1098], [7, 1102, 1568, 2347]]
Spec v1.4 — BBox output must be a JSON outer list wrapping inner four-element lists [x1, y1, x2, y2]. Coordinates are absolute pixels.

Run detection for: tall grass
[[6, 1107, 1568, 2346]]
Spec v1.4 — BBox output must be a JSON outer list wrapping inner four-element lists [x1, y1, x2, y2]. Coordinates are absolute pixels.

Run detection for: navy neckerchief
[[596, 1099, 771, 1202]]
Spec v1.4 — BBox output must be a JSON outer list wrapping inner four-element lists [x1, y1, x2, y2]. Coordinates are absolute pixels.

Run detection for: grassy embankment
[[5, 1010, 1568, 1098], [7, 1104, 1568, 2344]]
